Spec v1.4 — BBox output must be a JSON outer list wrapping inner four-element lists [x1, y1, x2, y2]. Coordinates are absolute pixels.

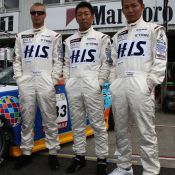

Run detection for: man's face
[[122, 0, 144, 23], [75, 7, 94, 32], [30, 5, 46, 28]]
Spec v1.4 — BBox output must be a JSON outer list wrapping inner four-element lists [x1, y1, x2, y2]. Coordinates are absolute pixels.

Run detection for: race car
[[0, 67, 112, 164]]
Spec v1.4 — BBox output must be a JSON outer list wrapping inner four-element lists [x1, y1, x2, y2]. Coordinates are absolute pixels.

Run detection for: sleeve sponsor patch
[[105, 42, 113, 66], [156, 35, 167, 60]]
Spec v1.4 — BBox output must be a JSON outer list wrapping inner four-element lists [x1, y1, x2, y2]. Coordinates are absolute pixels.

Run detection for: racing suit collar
[[126, 16, 144, 29], [78, 26, 93, 37], [32, 25, 46, 34]]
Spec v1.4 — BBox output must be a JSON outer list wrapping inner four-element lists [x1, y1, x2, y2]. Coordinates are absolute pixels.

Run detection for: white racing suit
[[110, 17, 167, 175], [13, 26, 63, 155], [63, 26, 112, 159]]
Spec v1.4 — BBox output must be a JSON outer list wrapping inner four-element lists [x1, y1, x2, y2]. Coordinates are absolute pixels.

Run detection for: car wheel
[[108, 108, 115, 131], [0, 118, 11, 164]]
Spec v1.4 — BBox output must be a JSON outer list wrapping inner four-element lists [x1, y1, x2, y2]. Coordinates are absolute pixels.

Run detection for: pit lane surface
[[0, 111, 175, 175]]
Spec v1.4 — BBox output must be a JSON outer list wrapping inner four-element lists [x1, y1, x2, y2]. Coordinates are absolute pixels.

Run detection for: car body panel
[[0, 81, 112, 157]]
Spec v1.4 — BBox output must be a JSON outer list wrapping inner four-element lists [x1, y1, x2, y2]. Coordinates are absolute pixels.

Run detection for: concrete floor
[[58, 111, 175, 169], [130, 111, 175, 168]]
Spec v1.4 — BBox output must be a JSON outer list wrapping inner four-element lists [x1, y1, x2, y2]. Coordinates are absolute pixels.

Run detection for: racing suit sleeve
[[98, 35, 113, 86], [13, 34, 22, 80], [63, 40, 70, 84], [51, 34, 63, 85], [146, 27, 167, 91], [109, 36, 117, 85]]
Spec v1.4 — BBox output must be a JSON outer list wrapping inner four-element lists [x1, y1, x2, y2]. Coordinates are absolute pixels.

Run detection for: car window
[[0, 66, 15, 85], [0, 47, 15, 85]]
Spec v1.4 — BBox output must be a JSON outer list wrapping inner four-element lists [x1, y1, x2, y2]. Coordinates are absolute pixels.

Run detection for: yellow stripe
[[10, 126, 94, 157]]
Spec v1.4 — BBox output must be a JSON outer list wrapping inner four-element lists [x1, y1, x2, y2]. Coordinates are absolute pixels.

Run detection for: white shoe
[[108, 167, 133, 175]]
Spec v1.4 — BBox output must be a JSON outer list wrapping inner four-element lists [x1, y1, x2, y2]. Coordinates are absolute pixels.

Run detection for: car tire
[[0, 118, 11, 164], [108, 108, 115, 131]]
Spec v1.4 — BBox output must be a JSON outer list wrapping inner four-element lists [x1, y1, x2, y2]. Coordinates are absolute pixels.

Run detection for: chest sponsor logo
[[136, 28, 147, 31], [70, 49, 96, 64], [40, 38, 52, 44], [86, 42, 98, 46], [41, 35, 50, 38], [134, 28, 150, 38], [117, 41, 147, 59], [21, 34, 34, 38], [24, 45, 50, 59], [117, 30, 128, 41], [70, 38, 81, 44], [70, 42, 80, 49], [118, 30, 128, 37], [70, 38, 81, 49], [135, 33, 149, 38], [23, 38, 34, 43], [87, 37, 96, 40]]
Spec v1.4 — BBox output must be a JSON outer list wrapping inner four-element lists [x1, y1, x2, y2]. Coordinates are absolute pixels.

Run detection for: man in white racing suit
[[63, 2, 112, 175], [13, 3, 63, 170], [109, 0, 167, 175]]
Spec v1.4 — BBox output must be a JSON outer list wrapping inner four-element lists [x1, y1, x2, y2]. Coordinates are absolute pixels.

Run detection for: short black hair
[[75, 1, 94, 15], [121, 0, 143, 6]]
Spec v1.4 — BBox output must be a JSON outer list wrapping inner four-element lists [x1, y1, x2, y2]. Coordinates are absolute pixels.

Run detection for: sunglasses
[[30, 11, 45, 16]]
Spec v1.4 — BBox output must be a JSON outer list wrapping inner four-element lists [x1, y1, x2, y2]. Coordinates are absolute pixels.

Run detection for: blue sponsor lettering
[[70, 49, 96, 63], [117, 41, 146, 58], [135, 41, 145, 56], [40, 46, 49, 58], [24, 45, 49, 58], [118, 43, 127, 58], [24, 45, 34, 58], [71, 50, 80, 63], [87, 49, 95, 62]]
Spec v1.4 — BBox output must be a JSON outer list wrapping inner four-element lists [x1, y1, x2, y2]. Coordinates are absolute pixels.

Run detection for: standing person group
[[13, 0, 167, 175]]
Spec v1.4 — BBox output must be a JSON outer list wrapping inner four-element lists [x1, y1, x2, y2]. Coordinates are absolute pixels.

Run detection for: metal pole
[[163, 0, 168, 32], [161, 0, 169, 112]]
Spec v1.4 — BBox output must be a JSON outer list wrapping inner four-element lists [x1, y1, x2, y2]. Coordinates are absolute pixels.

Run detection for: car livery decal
[[0, 96, 21, 127]]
